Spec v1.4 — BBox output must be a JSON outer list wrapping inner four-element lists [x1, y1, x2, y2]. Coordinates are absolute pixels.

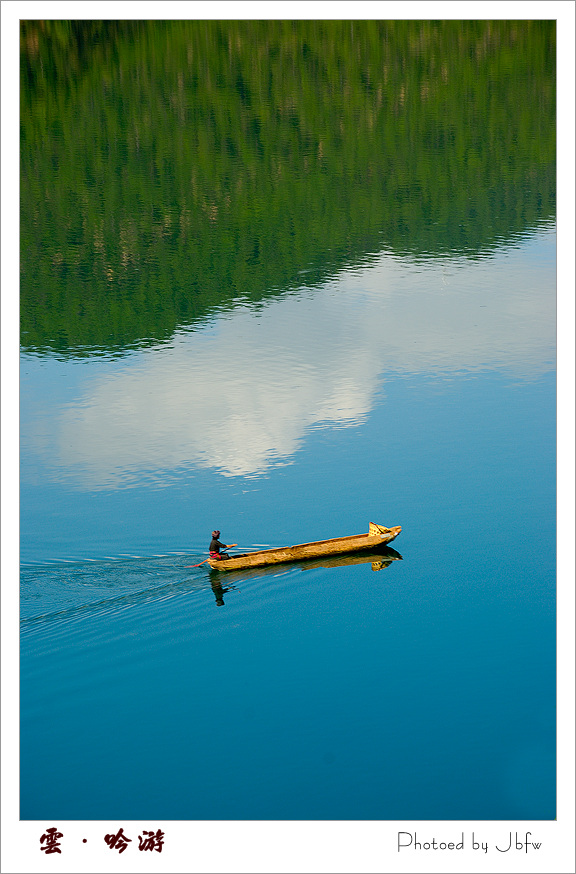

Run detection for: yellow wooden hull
[[207, 523, 401, 571]]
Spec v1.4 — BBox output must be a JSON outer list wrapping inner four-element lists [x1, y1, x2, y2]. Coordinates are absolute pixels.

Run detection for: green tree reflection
[[20, 20, 555, 357]]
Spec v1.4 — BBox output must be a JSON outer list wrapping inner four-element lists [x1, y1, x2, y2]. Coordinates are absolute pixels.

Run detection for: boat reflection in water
[[210, 579, 237, 607], [208, 545, 403, 606]]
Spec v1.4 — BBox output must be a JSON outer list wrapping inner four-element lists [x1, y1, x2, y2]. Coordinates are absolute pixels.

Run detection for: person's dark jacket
[[209, 537, 227, 555]]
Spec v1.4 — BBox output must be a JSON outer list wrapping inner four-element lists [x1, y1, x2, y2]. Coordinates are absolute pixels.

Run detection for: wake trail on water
[[20, 551, 216, 629], [20, 546, 314, 640]]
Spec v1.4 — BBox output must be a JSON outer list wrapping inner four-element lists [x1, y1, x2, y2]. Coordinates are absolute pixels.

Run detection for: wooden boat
[[207, 522, 401, 571], [208, 545, 403, 584]]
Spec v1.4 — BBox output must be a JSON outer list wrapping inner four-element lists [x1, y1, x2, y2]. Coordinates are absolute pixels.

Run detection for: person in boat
[[209, 530, 237, 561]]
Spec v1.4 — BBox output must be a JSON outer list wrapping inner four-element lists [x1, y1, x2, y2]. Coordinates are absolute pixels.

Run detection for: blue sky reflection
[[21, 227, 555, 489]]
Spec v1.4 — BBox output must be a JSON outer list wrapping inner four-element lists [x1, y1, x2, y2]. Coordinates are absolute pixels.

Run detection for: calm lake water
[[20, 21, 556, 822]]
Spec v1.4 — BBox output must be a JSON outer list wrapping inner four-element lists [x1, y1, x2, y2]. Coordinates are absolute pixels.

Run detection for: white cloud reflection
[[29, 231, 555, 488]]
